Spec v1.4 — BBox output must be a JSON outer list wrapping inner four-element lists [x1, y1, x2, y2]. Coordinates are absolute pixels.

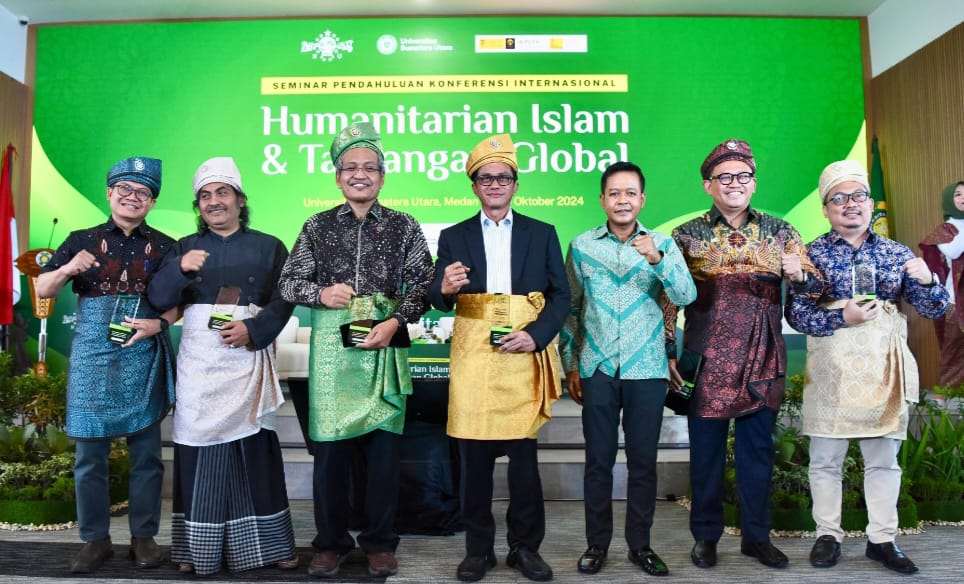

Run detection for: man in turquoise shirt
[[560, 161, 696, 576]]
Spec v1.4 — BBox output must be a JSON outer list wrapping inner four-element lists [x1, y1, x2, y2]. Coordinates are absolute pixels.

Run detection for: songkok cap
[[193, 157, 243, 195], [107, 157, 162, 198], [466, 134, 518, 179], [701, 139, 755, 180], [330, 122, 383, 165], [818, 160, 869, 204], [942, 181, 964, 220]]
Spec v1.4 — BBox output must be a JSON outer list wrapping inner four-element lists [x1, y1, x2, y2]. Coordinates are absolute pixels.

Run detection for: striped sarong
[[170, 429, 296, 576]]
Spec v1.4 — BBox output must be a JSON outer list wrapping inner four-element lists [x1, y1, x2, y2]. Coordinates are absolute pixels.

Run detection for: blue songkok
[[106, 156, 162, 198]]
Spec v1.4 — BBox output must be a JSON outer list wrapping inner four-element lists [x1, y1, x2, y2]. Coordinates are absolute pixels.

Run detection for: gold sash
[[447, 293, 562, 439], [802, 300, 919, 439]]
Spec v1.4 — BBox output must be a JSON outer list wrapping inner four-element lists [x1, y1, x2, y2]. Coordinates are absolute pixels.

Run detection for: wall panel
[[872, 22, 964, 390]]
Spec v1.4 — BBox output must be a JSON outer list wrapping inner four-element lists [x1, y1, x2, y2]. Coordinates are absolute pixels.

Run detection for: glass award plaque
[[852, 263, 876, 305], [489, 293, 512, 345], [107, 294, 142, 344], [209, 286, 241, 330]]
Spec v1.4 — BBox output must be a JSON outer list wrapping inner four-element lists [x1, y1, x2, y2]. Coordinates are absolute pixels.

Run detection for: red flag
[[0, 143, 18, 325]]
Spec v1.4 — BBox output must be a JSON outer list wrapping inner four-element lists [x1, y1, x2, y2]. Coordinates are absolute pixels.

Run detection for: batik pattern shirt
[[561, 223, 696, 380], [664, 205, 822, 341], [278, 201, 433, 324], [43, 218, 173, 301], [788, 229, 948, 336], [663, 206, 821, 418]]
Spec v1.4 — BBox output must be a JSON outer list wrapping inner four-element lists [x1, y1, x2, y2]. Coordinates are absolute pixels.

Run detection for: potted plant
[[0, 352, 130, 526], [899, 385, 964, 522]]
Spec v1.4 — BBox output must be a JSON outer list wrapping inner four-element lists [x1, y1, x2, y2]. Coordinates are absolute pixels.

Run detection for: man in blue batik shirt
[[560, 161, 696, 577], [787, 160, 947, 575]]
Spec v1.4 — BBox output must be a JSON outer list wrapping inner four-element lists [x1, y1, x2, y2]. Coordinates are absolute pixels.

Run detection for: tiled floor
[[1, 498, 961, 583]]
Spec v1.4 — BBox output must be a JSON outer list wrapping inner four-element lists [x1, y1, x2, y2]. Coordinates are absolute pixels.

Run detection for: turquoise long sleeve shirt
[[560, 223, 696, 380]]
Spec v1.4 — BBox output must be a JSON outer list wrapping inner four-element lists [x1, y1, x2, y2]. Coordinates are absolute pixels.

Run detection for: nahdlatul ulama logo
[[302, 29, 354, 62]]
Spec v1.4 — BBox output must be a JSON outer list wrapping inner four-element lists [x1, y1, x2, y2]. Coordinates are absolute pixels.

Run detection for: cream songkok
[[818, 160, 869, 204]]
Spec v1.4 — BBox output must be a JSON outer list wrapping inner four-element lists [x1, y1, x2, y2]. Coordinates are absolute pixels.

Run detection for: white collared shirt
[[480, 209, 513, 294]]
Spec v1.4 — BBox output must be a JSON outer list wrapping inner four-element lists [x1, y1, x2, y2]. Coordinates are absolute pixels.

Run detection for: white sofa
[[275, 315, 311, 380]]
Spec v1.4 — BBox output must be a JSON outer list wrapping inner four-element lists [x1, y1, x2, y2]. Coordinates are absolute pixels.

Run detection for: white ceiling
[[1, 0, 887, 25]]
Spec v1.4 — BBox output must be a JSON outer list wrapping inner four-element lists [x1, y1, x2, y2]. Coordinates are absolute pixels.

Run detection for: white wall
[[869, 0, 964, 76], [0, 3, 26, 82]]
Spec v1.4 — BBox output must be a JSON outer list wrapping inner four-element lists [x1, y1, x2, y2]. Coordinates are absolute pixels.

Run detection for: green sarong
[[307, 294, 412, 441]]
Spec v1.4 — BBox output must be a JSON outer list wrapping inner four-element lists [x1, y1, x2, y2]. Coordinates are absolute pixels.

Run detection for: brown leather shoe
[[308, 550, 346, 578], [367, 551, 398, 577], [129, 536, 162, 568], [69, 537, 114, 573]]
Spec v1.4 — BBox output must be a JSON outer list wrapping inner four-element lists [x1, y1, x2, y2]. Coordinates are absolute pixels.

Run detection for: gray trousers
[[74, 423, 164, 542]]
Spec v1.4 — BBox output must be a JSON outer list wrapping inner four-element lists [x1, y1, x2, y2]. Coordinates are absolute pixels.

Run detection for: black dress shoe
[[690, 540, 717, 568], [741, 540, 789, 569], [69, 537, 114, 573], [577, 545, 607, 574], [629, 547, 669, 576], [506, 546, 553, 581], [457, 550, 497, 582], [810, 535, 841, 568], [866, 541, 918, 574]]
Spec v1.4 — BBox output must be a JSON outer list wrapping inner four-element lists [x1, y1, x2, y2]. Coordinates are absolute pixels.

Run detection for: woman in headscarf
[[920, 180, 964, 391]]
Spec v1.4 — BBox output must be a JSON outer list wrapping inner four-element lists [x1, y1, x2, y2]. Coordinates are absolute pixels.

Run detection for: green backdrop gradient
[[25, 16, 865, 373]]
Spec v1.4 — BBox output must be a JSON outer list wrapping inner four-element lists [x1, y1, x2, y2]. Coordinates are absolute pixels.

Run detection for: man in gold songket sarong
[[788, 160, 948, 574], [279, 123, 434, 579], [429, 134, 570, 583]]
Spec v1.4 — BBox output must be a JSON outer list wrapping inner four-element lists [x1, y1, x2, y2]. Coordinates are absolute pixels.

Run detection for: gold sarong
[[802, 300, 919, 439], [447, 293, 562, 440]]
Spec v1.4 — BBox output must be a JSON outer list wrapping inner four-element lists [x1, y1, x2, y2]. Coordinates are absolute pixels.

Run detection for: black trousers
[[459, 438, 546, 556], [688, 406, 777, 543], [581, 371, 666, 550], [311, 429, 401, 554]]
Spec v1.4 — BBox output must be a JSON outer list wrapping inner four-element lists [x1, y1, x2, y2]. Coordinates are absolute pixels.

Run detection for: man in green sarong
[[279, 122, 434, 579]]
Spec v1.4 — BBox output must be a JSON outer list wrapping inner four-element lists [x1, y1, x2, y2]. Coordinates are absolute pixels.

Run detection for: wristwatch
[[392, 313, 406, 328]]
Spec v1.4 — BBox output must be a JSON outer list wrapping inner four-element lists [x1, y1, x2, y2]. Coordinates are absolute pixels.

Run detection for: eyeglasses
[[709, 172, 754, 186], [825, 191, 871, 206], [338, 164, 382, 175], [476, 174, 515, 187], [112, 183, 153, 202]]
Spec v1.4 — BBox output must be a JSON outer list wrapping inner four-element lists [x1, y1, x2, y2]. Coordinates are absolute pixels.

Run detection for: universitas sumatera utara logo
[[301, 30, 354, 62]]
